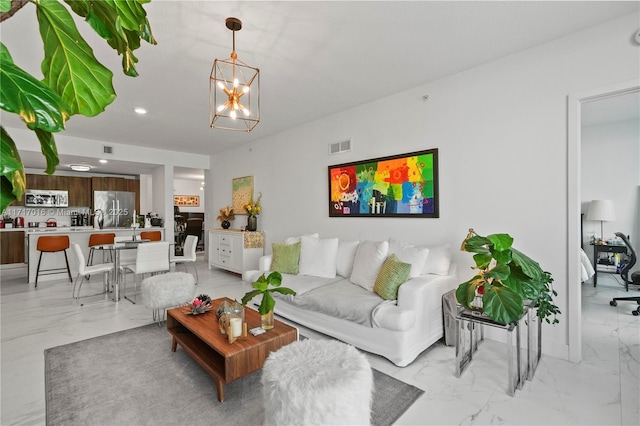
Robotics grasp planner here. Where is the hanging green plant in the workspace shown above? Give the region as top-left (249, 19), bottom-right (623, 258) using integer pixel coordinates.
top-left (0, 0), bottom-right (157, 213)
top-left (456, 229), bottom-right (560, 325)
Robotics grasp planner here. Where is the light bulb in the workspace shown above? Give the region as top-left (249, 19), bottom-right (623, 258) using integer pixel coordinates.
top-left (242, 107), bottom-right (250, 116)
top-left (243, 86), bottom-right (250, 93)
top-left (217, 104), bottom-right (226, 112)
top-left (217, 81), bottom-right (226, 90)
top-left (230, 110), bottom-right (237, 119)
top-left (233, 78), bottom-right (239, 88)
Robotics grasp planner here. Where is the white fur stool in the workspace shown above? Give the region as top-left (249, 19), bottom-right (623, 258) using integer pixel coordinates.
top-left (141, 272), bottom-right (196, 324)
top-left (262, 339), bottom-right (373, 425)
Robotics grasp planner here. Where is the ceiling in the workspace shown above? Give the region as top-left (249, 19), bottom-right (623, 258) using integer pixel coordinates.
top-left (1, 1), bottom-right (639, 179)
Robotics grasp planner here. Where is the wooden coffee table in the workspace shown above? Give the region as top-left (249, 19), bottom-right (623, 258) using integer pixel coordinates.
top-left (166, 297), bottom-right (298, 402)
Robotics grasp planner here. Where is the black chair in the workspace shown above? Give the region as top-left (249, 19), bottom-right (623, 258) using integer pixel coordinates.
top-left (185, 218), bottom-right (204, 251)
top-left (609, 232), bottom-right (640, 316)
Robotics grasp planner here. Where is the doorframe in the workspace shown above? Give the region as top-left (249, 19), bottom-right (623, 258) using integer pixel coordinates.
top-left (567, 79), bottom-right (639, 363)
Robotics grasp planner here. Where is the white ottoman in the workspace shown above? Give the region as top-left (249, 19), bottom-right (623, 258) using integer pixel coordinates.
top-left (141, 272), bottom-right (196, 324)
top-left (262, 339), bottom-right (373, 426)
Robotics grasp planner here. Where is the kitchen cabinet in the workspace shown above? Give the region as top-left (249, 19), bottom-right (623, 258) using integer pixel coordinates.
top-left (21, 174), bottom-right (92, 207)
top-left (0, 231), bottom-right (25, 264)
top-left (208, 229), bottom-right (264, 274)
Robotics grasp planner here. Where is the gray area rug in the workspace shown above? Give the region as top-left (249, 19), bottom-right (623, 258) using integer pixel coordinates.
top-left (45, 324), bottom-right (423, 426)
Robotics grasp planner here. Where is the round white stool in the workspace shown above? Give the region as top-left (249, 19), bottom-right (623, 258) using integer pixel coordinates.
top-left (262, 339), bottom-right (373, 425)
top-left (141, 272), bottom-right (196, 324)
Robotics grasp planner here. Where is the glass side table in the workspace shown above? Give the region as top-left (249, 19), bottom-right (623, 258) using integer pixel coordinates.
top-left (455, 304), bottom-right (540, 396)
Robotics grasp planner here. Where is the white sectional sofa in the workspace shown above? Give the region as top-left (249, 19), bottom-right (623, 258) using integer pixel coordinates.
top-left (243, 235), bottom-right (458, 367)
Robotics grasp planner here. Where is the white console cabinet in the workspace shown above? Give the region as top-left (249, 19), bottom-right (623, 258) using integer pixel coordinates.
top-left (208, 229), bottom-right (264, 274)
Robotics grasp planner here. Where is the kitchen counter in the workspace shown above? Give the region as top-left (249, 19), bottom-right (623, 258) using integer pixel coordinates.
top-left (25, 227), bottom-right (165, 284)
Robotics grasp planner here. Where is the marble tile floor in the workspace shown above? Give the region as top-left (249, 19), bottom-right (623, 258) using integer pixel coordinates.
top-left (1, 260), bottom-right (638, 426)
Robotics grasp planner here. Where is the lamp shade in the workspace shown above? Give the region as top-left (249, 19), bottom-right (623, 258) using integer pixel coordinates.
top-left (586, 200), bottom-right (616, 222)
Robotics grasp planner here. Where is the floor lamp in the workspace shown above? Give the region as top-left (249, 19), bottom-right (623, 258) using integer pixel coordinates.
top-left (586, 200), bottom-right (616, 243)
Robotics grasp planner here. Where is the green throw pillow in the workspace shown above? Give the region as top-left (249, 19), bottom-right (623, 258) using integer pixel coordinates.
top-left (271, 242), bottom-right (301, 275)
top-left (373, 254), bottom-right (411, 300)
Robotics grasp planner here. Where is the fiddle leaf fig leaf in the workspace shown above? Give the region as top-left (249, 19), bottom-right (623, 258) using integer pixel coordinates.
top-left (34, 129), bottom-right (59, 174)
top-left (0, 127), bottom-right (27, 213)
top-left (511, 248), bottom-right (544, 280)
top-left (485, 263), bottom-right (510, 281)
top-left (36, 0), bottom-right (116, 117)
top-left (64, 0), bottom-right (157, 77)
top-left (472, 253), bottom-right (492, 270)
top-left (462, 235), bottom-right (492, 254)
top-left (482, 285), bottom-right (524, 325)
top-left (0, 43), bottom-right (69, 132)
top-left (493, 249), bottom-right (512, 265)
top-left (0, 0), bottom-right (11, 13)
top-left (487, 233), bottom-right (513, 251)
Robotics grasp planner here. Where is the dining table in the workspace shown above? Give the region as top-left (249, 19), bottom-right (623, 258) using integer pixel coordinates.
top-left (94, 239), bottom-right (151, 301)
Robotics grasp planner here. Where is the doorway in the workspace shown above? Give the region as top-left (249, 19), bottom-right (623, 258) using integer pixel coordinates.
top-left (567, 80), bottom-right (640, 363)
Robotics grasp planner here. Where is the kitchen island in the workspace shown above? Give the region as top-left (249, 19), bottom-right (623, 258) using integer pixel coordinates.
top-left (22, 227), bottom-right (165, 284)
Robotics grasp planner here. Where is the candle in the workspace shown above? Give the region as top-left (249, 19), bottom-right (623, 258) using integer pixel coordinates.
top-left (230, 317), bottom-right (242, 337)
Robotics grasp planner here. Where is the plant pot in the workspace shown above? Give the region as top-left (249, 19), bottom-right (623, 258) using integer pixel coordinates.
top-left (221, 220), bottom-right (231, 229)
top-left (261, 310), bottom-right (274, 330)
top-left (247, 216), bottom-right (257, 232)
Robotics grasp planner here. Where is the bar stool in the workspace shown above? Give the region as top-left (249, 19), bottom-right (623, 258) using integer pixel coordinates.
top-left (35, 235), bottom-right (73, 287)
top-left (87, 233), bottom-right (116, 266)
top-left (140, 231), bottom-right (162, 241)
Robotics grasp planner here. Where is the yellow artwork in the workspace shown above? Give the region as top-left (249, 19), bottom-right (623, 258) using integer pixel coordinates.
top-left (232, 176), bottom-right (253, 214)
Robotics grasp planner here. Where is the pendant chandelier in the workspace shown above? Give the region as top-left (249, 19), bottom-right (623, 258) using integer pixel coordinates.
top-left (210, 17), bottom-right (260, 132)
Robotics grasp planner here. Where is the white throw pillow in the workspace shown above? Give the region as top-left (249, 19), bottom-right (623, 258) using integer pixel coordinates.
top-left (336, 240), bottom-right (360, 277)
top-left (284, 233), bottom-right (319, 245)
top-left (350, 240), bottom-right (389, 291)
top-left (422, 244), bottom-right (453, 275)
top-left (298, 236), bottom-right (339, 278)
top-left (392, 245), bottom-right (430, 278)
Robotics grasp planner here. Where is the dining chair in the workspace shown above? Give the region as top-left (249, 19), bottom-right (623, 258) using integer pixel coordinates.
top-left (114, 235), bottom-right (140, 269)
top-left (87, 233), bottom-right (115, 266)
top-left (122, 241), bottom-right (171, 304)
top-left (72, 243), bottom-right (115, 302)
top-left (170, 235), bottom-right (198, 283)
top-left (140, 230), bottom-right (162, 241)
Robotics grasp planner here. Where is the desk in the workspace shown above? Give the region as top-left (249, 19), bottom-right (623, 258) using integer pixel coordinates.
top-left (591, 243), bottom-right (627, 287)
top-left (95, 239), bottom-right (150, 301)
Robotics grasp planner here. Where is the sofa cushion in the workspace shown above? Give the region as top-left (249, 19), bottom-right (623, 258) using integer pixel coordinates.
top-left (422, 244), bottom-right (453, 275)
top-left (350, 240), bottom-right (389, 291)
top-left (288, 280), bottom-right (386, 327)
top-left (373, 254), bottom-right (411, 300)
top-left (336, 240), bottom-right (360, 278)
top-left (388, 240), bottom-right (430, 278)
top-left (299, 236), bottom-right (339, 278)
top-left (284, 233), bottom-right (319, 245)
top-left (271, 242), bottom-right (301, 275)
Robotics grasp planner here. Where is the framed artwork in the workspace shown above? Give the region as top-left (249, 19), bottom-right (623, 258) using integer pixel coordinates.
top-left (232, 176), bottom-right (254, 214)
top-left (328, 148), bottom-right (439, 218)
top-left (174, 195), bottom-right (200, 207)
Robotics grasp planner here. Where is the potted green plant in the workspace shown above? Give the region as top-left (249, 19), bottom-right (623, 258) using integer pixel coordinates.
top-left (241, 271), bottom-right (296, 330)
top-left (456, 229), bottom-right (560, 325)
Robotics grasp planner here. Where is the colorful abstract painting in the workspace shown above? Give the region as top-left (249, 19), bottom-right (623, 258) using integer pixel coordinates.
top-left (328, 149), bottom-right (439, 217)
top-left (232, 176), bottom-right (254, 214)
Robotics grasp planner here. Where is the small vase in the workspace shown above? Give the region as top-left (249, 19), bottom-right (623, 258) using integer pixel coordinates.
top-left (261, 310), bottom-right (274, 330)
top-left (247, 216), bottom-right (257, 232)
top-left (221, 220), bottom-right (231, 229)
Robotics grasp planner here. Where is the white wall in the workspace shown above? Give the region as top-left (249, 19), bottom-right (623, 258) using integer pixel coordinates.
top-left (210, 13), bottom-right (640, 360)
top-left (581, 119), bottom-right (640, 249)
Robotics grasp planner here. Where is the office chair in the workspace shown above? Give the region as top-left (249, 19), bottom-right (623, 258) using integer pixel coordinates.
top-left (609, 232), bottom-right (640, 316)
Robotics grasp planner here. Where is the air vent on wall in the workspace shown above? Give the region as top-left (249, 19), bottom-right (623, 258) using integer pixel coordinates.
top-left (329, 139), bottom-right (351, 155)
top-left (103, 145), bottom-right (113, 154)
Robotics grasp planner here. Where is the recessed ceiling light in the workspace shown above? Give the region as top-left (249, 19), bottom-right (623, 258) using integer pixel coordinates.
top-left (70, 164), bottom-right (91, 172)
top-left (99, 159), bottom-right (108, 164)
top-left (134, 107), bottom-right (147, 114)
